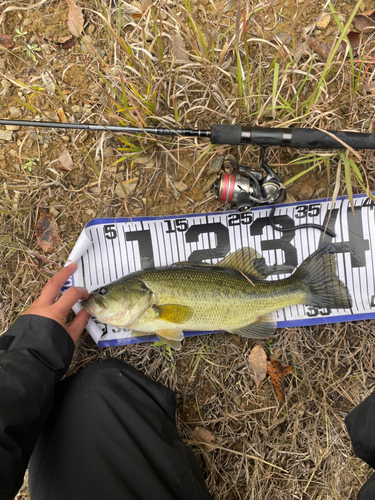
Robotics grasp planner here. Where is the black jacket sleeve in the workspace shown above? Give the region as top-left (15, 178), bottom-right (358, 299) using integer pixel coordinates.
top-left (0, 315), bottom-right (74, 500)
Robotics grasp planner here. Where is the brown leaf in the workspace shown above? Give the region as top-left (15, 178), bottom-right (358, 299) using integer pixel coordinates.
top-left (192, 427), bottom-right (217, 452)
top-left (0, 34), bottom-right (14, 49)
top-left (247, 345), bottom-right (267, 388)
top-left (267, 356), bottom-right (293, 401)
top-left (35, 213), bottom-right (61, 253)
top-left (171, 29), bottom-right (190, 65)
top-left (353, 12), bottom-right (375, 32)
top-left (61, 36), bottom-right (76, 49)
top-left (347, 32), bottom-right (360, 52)
top-left (308, 39), bottom-right (331, 60)
top-left (58, 149), bottom-right (73, 171)
top-left (67, 0), bottom-right (84, 37)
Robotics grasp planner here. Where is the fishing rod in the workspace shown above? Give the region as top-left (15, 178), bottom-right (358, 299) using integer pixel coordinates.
top-left (1, 119), bottom-right (374, 214)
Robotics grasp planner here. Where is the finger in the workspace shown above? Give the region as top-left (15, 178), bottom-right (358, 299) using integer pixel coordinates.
top-left (56, 286), bottom-right (89, 313)
top-left (66, 309), bottom-right (90, 343)
top-left (39, 263), bottom-right (78, 305)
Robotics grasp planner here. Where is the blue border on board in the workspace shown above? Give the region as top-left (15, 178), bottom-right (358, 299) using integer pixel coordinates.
top-left (86, 193), bottom-right (369, 228)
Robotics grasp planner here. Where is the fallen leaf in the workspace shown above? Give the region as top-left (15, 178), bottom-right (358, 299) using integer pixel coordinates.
top-left (58, 149), bottom-right (73, 170)
top-left (67, 0), bottom-right (84, 37)
top-left (56, 35), bottom-right (73, 44)
top-left (0, 34), bottom-right (14, 49)
top-left (346, 32), bottom-right (360, 52)
top-left (247, 345), bottom-right (267, 388)
top-left (61, 36), bottom-right (76, 49)
top-left (308, 39), bottom-right (331, 60)
top-left (175, 180), bottom-right (188, 192)
top-left (171, 29), bottom-right (190, 64)
top-left (267, 356), bottom-right (293, 401)
top-left (353, 11), bottom-right (375, 32)
top-left (192, 427), bottom-right (217, 452)
top-left (35, 213), bottom-right (61, 253)
top-left (57, 108), bottom-right (67, 123)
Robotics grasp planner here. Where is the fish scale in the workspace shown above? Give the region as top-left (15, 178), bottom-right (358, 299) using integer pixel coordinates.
top-left (136, 267), bottom-right (306, 332)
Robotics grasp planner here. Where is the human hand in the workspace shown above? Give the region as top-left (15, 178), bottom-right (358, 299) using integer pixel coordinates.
top-left (21, 262), bottom-right (90, 344)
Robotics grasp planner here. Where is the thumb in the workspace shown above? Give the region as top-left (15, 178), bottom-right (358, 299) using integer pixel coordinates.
top-left (66, 310), bottom-right (91, 344)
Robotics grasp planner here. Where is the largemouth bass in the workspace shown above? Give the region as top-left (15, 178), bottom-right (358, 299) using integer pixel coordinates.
top-left (81, 244), bottom-right (352, 349)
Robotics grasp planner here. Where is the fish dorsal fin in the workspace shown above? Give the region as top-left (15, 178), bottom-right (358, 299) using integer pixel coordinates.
top-left (216, 248), bottom-right (270, 280)
top-left (228, 314), bottom-right (277, 339)
top-left (154, 304), bottom-right (192, 324)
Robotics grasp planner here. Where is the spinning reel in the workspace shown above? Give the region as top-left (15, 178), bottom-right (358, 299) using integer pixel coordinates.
top-left (214, 146), bottom-right (286, 213)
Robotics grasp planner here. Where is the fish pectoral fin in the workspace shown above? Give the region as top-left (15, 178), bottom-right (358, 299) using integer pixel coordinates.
top-left (229, 314), bottom-right (277, 339)
top-left (215, 247), bottom-right (272, 280)
top-left (156, 329), bottom-right (184, 350)
top-left (154, 304), bottom-right (192, 324)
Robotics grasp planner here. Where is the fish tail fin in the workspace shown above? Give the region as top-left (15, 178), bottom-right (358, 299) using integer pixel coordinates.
top-left (294, 243), bottom-right (352, 309)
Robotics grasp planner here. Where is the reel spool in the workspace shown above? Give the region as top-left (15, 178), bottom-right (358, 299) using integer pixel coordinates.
top-left (214, 147), bottom-right (286, 213)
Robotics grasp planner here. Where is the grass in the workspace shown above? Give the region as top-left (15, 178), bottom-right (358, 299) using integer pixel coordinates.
top-left (1, 0), bottom-right (375, 498)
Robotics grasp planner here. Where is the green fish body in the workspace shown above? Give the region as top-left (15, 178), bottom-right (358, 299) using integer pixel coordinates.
top-left (81, 244), bottom-right (352, 349)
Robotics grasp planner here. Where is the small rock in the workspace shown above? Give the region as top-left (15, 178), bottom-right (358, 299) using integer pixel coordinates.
top-left (103, 147), bottom-right (114, 158)
top-left (89, 186), bottom-right (101, 194)
top-left (115, 178), bottom-right (138, 198)
top-left (5, 125), bottom-right (20, 131)
top-left (9, 107), bottom-right (22, 118)
top-left (177, 75), bottom-right (187, 85)
top-left (364, 119), bottom-right (372, 128)
top-left (41, 43), bottom-right (51, 55)
top-left (88, 82), bottom-right (101, 93)
top-left (135, 155), bottom-right (152, 165)
top-left (1, 79), bottom-right (11, 88)
top-left (43, 15), bottom-right (59, 25)
top-left (96, 47), bottom-right (105, 59)
top-left (49, 207), bottom-right (59, 218)
top-left (317, 13), bottom-right (330, 29)
top-left (23, 18), bottom-right (32, 26)
top-left (86, 209), bottom-right (94, 215)
top-left (9, 149), bottom-right (17, 157)
top-left (208, 156), bottom-right (224, 174)
top-left (298, 179), bottom-right (316, 200)
top-left (82, 214), bottom-right (90, 224)
top-left (88, 24), bottom-right (96, 35)
top-left (62, 135), bottom-right (70, 142)
top-left (202, 175), bottom-right (218, 193)
top-left (0, 88), bottom-right (10, 97)
top-left (174, 180), bottom-right (188, 192)
top-left (71, 105), bottom-right (82, 114)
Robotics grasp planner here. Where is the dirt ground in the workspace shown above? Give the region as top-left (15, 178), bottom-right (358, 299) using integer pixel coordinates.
top-left (2, 0), bottom-right (375, 498)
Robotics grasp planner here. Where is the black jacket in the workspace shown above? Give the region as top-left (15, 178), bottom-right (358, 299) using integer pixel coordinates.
top-left (0, 315), bottom-right (74, 500)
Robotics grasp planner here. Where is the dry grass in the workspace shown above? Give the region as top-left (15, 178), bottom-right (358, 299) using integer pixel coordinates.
top-left (1, 0), bottom-right (375, 498)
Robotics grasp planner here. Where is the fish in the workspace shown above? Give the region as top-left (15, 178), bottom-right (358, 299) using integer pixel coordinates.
top-left (80, 243), bottom-right (352, 349)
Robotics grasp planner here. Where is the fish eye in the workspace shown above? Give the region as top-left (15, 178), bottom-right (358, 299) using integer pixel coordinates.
top-left (98, 287), bottom-right (107, 295)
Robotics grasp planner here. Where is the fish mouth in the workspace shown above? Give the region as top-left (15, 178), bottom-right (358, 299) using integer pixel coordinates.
top-left (81, 296), bottom-right (105, 316)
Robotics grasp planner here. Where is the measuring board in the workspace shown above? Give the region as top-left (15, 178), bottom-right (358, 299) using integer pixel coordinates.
top-left (64, 193), bottom-right (375, 347)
